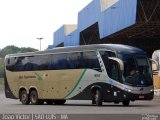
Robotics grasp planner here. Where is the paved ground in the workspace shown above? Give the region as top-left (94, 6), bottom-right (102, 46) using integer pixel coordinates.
top-left (0, 92), bottom-right (160, 114)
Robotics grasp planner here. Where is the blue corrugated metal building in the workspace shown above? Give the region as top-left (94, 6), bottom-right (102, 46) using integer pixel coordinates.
top-left (49, 0), bottom-right (160, 57)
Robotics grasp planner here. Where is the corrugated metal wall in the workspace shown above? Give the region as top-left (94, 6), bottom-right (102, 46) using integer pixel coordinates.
top-left (53, 25), bottom-right (79, 47)
top-left (78, 0), bottom-right (101, 32)
top-left (99, 0), bottom-right (137, 38)
top-left (54, 25), bottom-right (65, 47)
top-left (64, 31), bottom-right (79, 46)
top-left (52, 0), bottom-right (138, 48)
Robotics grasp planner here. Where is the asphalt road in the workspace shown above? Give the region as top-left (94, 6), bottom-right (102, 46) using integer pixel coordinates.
top-left (0, 91), bottom-right (160, 120)
top-left (0, 92), bottom-right (160, 114)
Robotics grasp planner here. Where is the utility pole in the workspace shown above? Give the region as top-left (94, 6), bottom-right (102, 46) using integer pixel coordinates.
top-left (37, 37), bottom-right (43, 51)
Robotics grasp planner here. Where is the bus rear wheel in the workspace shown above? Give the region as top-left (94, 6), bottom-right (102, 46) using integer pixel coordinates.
top-left (54, 100), bottom-right (66, 105)
top-left (20, 90), bottom-right (30, 105)
top-left (95, 90), bottom-right (102, 106)
top-left (30, 90), bottom-right (42, 105)
top-left (122, 100), bottom-right (130, 106)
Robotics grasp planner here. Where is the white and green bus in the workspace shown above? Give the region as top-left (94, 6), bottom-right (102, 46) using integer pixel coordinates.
top-left (4, 44), bottom-right (154, 106)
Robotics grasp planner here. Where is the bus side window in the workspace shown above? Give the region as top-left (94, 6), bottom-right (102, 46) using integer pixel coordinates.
top-left (14, 57), bottom-right (25, 71)
top-left (76, 52), bottom-right (84, 68)
top-left (83, 51), bottom-right (101, 71)
top-left (59, 58), bottom-right (68, 69)
top-left (7, 59), bottom-right (10, 64)
top-left (47, 55), bottom-right (54, 70)
top-left (23, 56), bottom-right (36, 71)
top-left (6, 58), bottom-right (12, 71)
top-left (67, 53), bottom-right (76, 69)
top-left (99, 51), bottom-right (110, 71)
top-left (67, 52), bottom-right (83, 69)
top-left (53, 54), bottom-right (68, 70)
top-left (6, 57), bottom-right (19, 71)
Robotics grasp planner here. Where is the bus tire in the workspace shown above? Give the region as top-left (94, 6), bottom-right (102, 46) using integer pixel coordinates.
top-left (46, 100), bottom-right (54, 105)
top-left (20, 90), bottom-right (30, 105)
top-left (95, 90), bottom-right (102, 106)
top-left (91, 93), bottom-right (96, 104)
top-left (54, 100), bottom-right (66, 105)
top-left (122, 100), bottom-right (130, 106)
top-left (92, 99), bottom-right (96, 104)
top-left (30, 90), bottom-right (40, 105)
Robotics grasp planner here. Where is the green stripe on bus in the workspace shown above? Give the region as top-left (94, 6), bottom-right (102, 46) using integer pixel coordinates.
top-left (34, 72), bottom-right (43, 80)
top-left (64, 69), bottom-right (87, 99)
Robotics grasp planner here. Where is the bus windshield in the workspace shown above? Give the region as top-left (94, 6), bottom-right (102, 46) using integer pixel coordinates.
top-left (119, 54), bottom-right (152, 87)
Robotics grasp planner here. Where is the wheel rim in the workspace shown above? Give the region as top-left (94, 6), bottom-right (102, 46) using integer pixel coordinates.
top-left (95, 91), bottom-right (99, 103)
top-left (22, 94), bottom-right (27, 102)
top-left (31, 94), bottom-right (37, 103)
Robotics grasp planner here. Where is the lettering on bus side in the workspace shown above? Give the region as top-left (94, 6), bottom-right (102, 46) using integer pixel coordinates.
top-left (94, 74), bottom-right (100, 77)
top-left (18, 75), bottom-right (36, 80)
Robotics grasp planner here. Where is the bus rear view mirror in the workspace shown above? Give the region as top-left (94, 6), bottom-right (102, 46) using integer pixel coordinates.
top-left (150, 59), bottom-right (158, 71)
top-left (108, 57), bottom-right (124, 72)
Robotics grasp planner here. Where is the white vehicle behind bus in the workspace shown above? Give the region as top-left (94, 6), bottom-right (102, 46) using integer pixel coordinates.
top-left (152, 50), bottom-right (160, 96)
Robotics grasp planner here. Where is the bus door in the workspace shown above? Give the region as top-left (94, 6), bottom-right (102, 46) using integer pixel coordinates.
top-left (107, 58), bottom-right (124, 101)
top-left (100, 51), bottom-right (123, 100)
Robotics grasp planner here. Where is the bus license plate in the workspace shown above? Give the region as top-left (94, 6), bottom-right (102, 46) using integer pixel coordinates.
top-left (139, 95), bottom-right (144, 99)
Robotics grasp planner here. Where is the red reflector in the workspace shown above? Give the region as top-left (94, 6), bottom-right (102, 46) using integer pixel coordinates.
top-left (139, 95), bottom-right (144, 99)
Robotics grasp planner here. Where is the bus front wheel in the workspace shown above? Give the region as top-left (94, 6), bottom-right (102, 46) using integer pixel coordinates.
top-left (30, 90), bottom-right (42, 105)
top-left (95, 90), bottom-right (102, 106)
top-left (20, 90), bottom-right (30, 105)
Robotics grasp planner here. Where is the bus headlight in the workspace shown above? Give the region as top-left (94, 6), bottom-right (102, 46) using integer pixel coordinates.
top-left (128, 89), bottom-right (132, 92)
top-left (150, 89), bottom-right (154, 92)
top-left (124, 88), bottom-right (132, 92)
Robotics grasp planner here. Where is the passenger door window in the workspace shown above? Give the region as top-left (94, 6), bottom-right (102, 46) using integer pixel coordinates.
top-left (108, 60), bottom-right (120, 81)
top-left (100, 51), bottom-right (120, 82)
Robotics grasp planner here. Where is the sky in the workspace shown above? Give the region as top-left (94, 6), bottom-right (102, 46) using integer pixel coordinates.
top-left (0, 0), bottom-right (92, 50)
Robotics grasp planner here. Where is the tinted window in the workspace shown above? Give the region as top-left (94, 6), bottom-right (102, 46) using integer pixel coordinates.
top-left (6, 51), bottom-right (101, 71)
top-left (119, 54), bottom-right (152, 86)
top-left (83, 51), bottom-right (100, 70)
top-left (35, 55), bottom-right (48, 70)
top-left (53, 54), bottom-right (68, 69)
top-left (67, 52), bottom-right (83, 69)
top-left (100, 51), bottom-right (115, 73)
top-left (108, 60), bottom-right (120, 81)
top-left (100, 51), bottom-right (120, 81)
top-left (6, 56), bottom-right (36, 71)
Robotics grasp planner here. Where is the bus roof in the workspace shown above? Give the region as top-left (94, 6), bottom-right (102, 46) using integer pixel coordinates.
top-left (5, 44), bottom-right (145, 58)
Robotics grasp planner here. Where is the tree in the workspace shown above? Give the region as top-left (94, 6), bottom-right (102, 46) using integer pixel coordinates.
top-left (0, 45), bottom-right (38, 78)
top-left (0, 59), bottom-right (4, 78)
top-left (0, 45), bottom-right (38, 58)
top-left (19, 47), bottom-right (38, 53)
